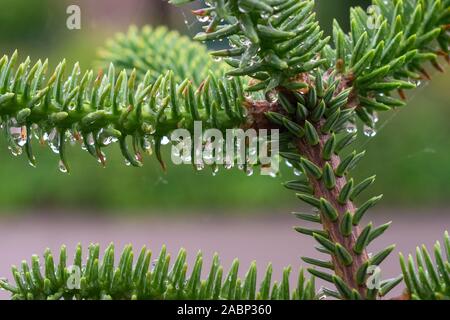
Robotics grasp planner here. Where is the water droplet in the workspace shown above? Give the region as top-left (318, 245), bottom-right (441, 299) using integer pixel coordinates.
top-left (97, 152), bottom-right (107, 166)
top-left (346, 123), bottom-right (358, 134)
top-left (224, 159), bottom-right (233, 170)
top-left (46, 129), bottom-right (60, 154)
top-left (143, 137), bottom-right (153, 155)
top-left (363, 125), bottom-right (377, 137)
top-left (246, 166), bottom-right (254, 176)
top-left (58, 160), bottom-right (68, 173)
top-left (285, 160), bottom-right (293, 168)
top-left (212, 165), bottom-right (219, 176)
top-left (294, 169), bottom-right (302, 176)
top-left (372, 112), bottom-right (379, 124)
top-left (135, 152), bottom-right (142, 163)
top-left (196, 16), bottom-right (211, 23)
top-left (16, 126), bottom-right (27, 147)
top-left (317, 287), bottom-right (327, 300)
top-left (124, 159), bottom-right (131, 166)
top-left (195, 162), bottom-right (205, 171)
top-left (8, 145), bottom-right (22, 157)
top-left (28, 159), bottom-right (36, 168)
top-left (161, 136), bottom-right (170, 145)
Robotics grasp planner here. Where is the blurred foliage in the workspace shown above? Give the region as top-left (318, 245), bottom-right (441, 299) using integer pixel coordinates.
top-left (0, 0), bottom-right (58, 45)
top-left (0, 0), bottom-right (448, 213)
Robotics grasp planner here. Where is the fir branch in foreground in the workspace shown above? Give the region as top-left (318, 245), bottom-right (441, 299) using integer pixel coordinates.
top-left (329, 0), bottom-right (450, 128)
top-left (0, 51), bottom-right (245, 172)
top-left (97, 25), bottom-right (228, 85)
top-left (0, 244), bottom-right (316, 300)
top-left (399, 231), bottom-right (450, 300)
top-left (172, 0), bottom-right (329, 93)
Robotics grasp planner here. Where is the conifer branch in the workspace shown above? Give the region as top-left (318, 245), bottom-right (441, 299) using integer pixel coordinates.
top-left (0, 51), bottom-right (245, 171)
top-left (0, 244), bottom-right (316, 300)
top-left (399, 231), bottom-right (450, 300)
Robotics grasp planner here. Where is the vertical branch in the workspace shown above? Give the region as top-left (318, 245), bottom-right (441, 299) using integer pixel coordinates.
top-left (297, 129), bottom-right (369, 297)
top-left (252, 73), bottom-right (395, 299)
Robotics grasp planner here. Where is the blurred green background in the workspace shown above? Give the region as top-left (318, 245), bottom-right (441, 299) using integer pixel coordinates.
top-left (0, 0), bottom-right (448, 214)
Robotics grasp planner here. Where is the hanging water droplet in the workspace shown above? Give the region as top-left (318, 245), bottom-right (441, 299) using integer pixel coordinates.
top-left (49, 141), bottom-right (60, 154)
top-left (363, 125), bottom-right (377, 137)
top-left (143, 137), bottom-right (153, 155)
top-left (135, 152), bottom-right (143, 163)
top-left (294, 169), bottom-right (302, 176)
top-left (58, 160), bottom-right (68, 173)
top-left (195, 162), bottom-right (205, 171)
top-left (87, 133), bottom-right (95, 146)
top-left (372, 112), bottom-right (379, 124)
top-left (317, 287), bottom-right (327, 300)
top-left (161, 136), bottom-right (170, 145)
top-left (102, 136), bottom-right (115, 146)
top-left (246, 166), bottom-right (254, 176)
top-left (8, 145), bottom-right (22, 157)
top-left (124, 159), bottom-right (131, 166)
top-left (66, 131), bottom-right (77, 146)
top-left (15, 126), bottom-right (28, 147)
top-left (196, 16), bottom-right (211, 23)
top-left (97, 152), bottom-right (107, 165)
top-left (212, 165), bottom-right (219, 176)
top-left (224, 158), bottom-right (233, 170)
top-left (28, 159), bottom-right (36, 168)
top-left (346, 122), bottom-right (358, 134)
top-left (46, 129), bottom-right (60, 154)
top-left (285, 160), bottom-right (293, 168)
top-left (10, 125), bottom-right (21, 140)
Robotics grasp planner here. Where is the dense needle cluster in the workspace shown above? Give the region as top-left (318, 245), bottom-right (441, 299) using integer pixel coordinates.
top-left (0, 244), bottom-right (316, 300)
